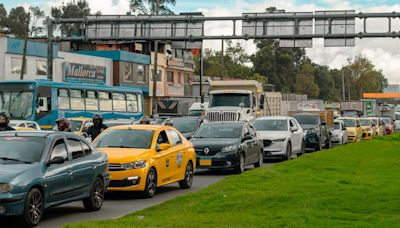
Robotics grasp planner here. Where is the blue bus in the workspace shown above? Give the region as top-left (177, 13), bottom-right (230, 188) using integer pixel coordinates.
top-left (0, 80), bottom-right (144, 129)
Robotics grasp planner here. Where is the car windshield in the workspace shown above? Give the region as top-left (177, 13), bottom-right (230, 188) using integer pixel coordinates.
top-left (254, 119), bottom-right (287, 131)
top-left (293, 115), bottom-right (318, 125)
top-left (0, 136), bottom-right (45, 163)
top-left (359, 119), bottom-right (371, 126)
top-left (210, 93), bottom-right (250, 108)
top-left (95, 129), bottom-right (154, 149)
top-left (382, 118), bottom-right (391, 124)
top-left (333, 123), bottom-right (341, 130)
top-left (0, 91), bottom-right (34, 119)
top-left (341, 119), bottom-right (356, 127)
top-left (188, 110), bottom-right (202, 116)
top-left (70, 120), bottom-right (83, 132)
top-left (194, 123), bottom-right (243, 138)
top-left (171, 117), bottom-right (198, 133)
top-left (341, 110), bottom-right (360, 117)
top-left (370, 119), bottom-right (378, 125)
top-left (104, 121), bottom-right (133, 127)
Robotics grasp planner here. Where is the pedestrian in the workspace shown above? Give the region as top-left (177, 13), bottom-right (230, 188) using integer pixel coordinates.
top-left (56, 118), bottom-right (71, 132)
top-left (164, 118), bottom-right (173, 127)
top-left (0, 111), bottom-right (15, 131)
top-left (86, 114), bottom-right (108, 141)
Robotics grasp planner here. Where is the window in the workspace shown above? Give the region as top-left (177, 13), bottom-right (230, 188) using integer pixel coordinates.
top-left (67, 138), bottom-right (85, 160)
top-left (99, 91), bottom-right (112, 111)
top-left (11, 58), bottom-right (26, 74)
top-left (50, 139), bottom-right (68, 161)
top-left (70, 90), bottom-right (84, 110)
top-left (36, 60), bottom-right (47, 76)
top-left (58, 89), bottom-right (70, 110)
top-left (123, 62), bottom-right (133, 82)
top-left (137, 65), bottom-right (145, 83)
top-left (113, 93), bottom-right (126, 112)
top-left (177, 73), bottom-right (182, 85)
top-left (157, 131), bottom-right (170, 145)
top-left (81, 141), bottom-right (92, 155)
top-left (167, 130), bottom-right (182, 146)
top-left (167, 71), bottom-right (174, 83)
top-left (151, 69), bottom-right (162, 81)
top-left (137, 94), bottom-right (143, 112)
top-left (85, 91), bottom-right (98, 111)
top-left (27, 122), bottom-right (37, 130)
top-left (126, 93), bottom-right (138, 113)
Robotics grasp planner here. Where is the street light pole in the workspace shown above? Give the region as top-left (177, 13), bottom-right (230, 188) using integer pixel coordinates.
top-left (20, 12), bottom-right (30, 80)
top-left (151, 0), bottom-right (160, 115)
top-left (342, 65), bottom-right (346, 101)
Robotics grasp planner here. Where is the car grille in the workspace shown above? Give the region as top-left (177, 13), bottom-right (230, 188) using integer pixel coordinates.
top-left (108, 164), bottom-right (126, 171)
top-left (206, 111), bottom-right (239, 122)
top-left (109, 178), bottom-right (140, 187)
top-left (263, 140), bottom-right (272, 147)
top-left (195, 147), bottom-right (221, 156)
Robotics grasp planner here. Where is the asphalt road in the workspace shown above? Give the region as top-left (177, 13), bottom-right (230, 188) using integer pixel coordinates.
top-left (2, 162), bottom-right (276, 228)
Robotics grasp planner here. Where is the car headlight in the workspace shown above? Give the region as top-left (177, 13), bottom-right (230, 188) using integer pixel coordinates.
top-left (0, 183), bottom-right (13, 193)
top-left (272, 137), bottom-right (286, 142)
top-left (121, 160), bottom-right (146, 169)
top-left (366, 127), bottom-right (371, 131)
top-left (221, 145), bottom-right (237, 153)
top-left (307, 128), bottom-right (318, 134)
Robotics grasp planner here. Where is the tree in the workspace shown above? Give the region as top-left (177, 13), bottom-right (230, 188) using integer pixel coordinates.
top-left (28, 6), bottom-right (45, 37)
top-left (313, 64), bottom-right (340, 101)
top-left (295, 62), bottom-right (319, 98)
top-left (50, 0), bottom-right (91, 36)
top-left (0, 4), bottom-right (7, 32)
top-left (129, 0), bottom-right (176, 15)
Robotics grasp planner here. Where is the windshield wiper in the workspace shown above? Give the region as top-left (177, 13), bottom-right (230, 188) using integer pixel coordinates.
top-left (0, 157), bottom-right (32, 164)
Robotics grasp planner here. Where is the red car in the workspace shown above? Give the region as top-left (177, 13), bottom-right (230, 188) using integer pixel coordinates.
top-left (381, 117), bottom-right (395, 134)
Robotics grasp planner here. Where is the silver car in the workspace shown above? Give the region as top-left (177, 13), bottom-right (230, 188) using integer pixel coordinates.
top-left (331, 120), bottom-right (348, 145)
top-left (254, 116), bottom-right (305, 160)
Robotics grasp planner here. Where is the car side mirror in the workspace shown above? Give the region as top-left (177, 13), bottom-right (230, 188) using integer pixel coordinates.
top-left (157, 143), bottom-right (170, 151)
top-left (186, 136), bottom-right (192, 140)
top-left (46, 156), bottom-right (65, 166)
top-left (290, 126), bottom-right (298, 132)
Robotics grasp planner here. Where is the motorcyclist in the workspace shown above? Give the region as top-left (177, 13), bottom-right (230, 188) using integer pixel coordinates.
top-left (139, 116), bottom-right (151, 125)
top-left (0, 111), bottom-right (15, 131)
top-left (56, 118), bottom-right (71, 132)
top-left (86, 114), bottom-right (108, 141)
top-left (164, 118), bottom-right (173, 127)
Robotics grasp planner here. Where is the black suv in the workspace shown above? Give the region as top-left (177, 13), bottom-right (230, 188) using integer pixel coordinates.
top-left (293, 114), bottom-right (331, 151)
top-left (190, 122), bottom-right (263, 174)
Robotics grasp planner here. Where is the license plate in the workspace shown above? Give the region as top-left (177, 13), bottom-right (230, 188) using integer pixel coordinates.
top-left (199, 159), bottom-right (212, 166)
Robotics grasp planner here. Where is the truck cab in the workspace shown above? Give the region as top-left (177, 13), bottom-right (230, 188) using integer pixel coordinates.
top-left (205, 80), bottom-right (265, 122)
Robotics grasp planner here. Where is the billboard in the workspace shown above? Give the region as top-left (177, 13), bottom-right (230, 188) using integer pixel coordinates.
top-left (63, 63), bottom-right (106, 84)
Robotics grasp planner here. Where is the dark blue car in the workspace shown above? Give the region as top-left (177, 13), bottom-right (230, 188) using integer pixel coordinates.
top-left (0, 131), bottom-right (109, 227)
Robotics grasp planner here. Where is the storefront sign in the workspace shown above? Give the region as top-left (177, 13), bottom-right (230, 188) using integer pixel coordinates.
top-left (63, 63), bottom-right (106, 84)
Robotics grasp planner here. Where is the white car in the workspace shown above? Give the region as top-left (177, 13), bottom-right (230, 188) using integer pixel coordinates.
top-left (254, 116), bottom-right (305, 160)
top-left (9, 120), bottom-right (41, 130)
top-left (395, 112), bottom-right (400, 130)
top-left (331, 120), bottom-right (348, 145)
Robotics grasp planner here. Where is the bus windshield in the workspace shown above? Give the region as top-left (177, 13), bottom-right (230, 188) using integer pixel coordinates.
top-left (0, 91), bottom-right (34, 119)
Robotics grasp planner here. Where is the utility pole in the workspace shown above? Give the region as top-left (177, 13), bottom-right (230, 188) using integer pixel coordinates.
top-left (151, 0), bottom-right (160, 115)
top-left (342, 65), bottom-right (346, 101)
top-left (347, 70), bottom-right (351, 101)
top-left (200, 48), bottom-right (204, 104)
top-left (20, 12), bottom-right (30, 80)
top-left (47, 21), bottom-right (53, 81)
top-left (220, 38), bottom-right (224, 78)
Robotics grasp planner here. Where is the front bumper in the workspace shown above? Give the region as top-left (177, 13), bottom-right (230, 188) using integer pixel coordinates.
top-left (305, 133), bottom-right (319, 149)
top-left (362, 131), bottom-right (373, 139)
top-left (196, 151), bottom-right (240, 169)
top-left (107, 168), bottom-right (147, 192)
top-left (262, 141), bottom-right (286, 157)
top-left (0, 192), bottom-right (26, 216)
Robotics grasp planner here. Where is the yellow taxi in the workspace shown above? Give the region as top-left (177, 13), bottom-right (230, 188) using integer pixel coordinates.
top-left (93, 125), bottom-right (196, 198)
top-left (337, 117), bottom-right (362, 142)
top-left (359, 118), bottom-right (374, 140)
top-left (368, 117), bottom-right (385, 136)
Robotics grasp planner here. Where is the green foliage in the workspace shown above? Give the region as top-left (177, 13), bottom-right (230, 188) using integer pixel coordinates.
top-left (295, 62), bottom-right (320, 98)
top-left (129, 0), bottom-right (176, 15)
top-left (0, 4), bottom-right (7, 32)
top-left (7, 6), bottom-right (29, 38)
top-left (66, 134), bottom-right (400, 227)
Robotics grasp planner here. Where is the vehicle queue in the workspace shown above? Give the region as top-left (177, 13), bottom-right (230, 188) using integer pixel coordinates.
top-left (0, 109), bottom-right (396, 227)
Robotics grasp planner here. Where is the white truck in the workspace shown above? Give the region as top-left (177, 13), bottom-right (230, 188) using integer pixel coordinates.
top-left (206, 80), bottom-right (265, 122)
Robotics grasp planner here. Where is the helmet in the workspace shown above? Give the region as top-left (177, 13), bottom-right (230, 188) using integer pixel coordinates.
top-left (56, 118), bottom-right (70, 131)
top-left (92, 114), bottom-right (103, 122)
top-left (0, 111), bottom-right (10, 124)
top-left (140, 116), bottom-right (151, 125)
top-left (164, 118), bottom-right (173, 126)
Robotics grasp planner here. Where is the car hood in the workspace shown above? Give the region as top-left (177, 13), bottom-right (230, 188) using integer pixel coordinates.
top-left (98, 148), bottom-right (151, 164)
top-left (190, 138), bottom-right (240, 148)
top-left (0, 163), bottom-right (41, 183)
top-left (182, 132), bottom-right (194, 139)
top-left (258, 131), bottom-right (288, 140)
top-left (300, 124), bottom-right (319, 130)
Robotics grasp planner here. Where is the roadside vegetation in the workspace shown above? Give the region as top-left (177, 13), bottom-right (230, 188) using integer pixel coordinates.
top-left (67, 134), bottom-right (400, 227)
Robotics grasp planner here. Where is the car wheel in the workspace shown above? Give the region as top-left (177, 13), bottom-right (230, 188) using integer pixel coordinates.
top-left (300, 141), bottom-right (306, 156)
top-left (21, 188), bottom-right (43, 227)
top-left (234, 153), bottom-right (245, 174)
top-left (315, 138), bottom-right (322, 151)
top-left (143, 168), bottom-right (157, 198)
top-left (285, 142), bottom-right (292, 160)
top-left (83, 177), bottom-right (105, 211)
top-left (179, 162), bottom-right (194, 189)
top-left (325, 138), bottom-right (332, 149)
top-left (254, 151), bottom-right (263, 168)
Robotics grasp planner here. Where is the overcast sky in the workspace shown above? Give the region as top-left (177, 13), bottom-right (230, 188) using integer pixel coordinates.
top-left (3, 0), bottom-right (400, 84)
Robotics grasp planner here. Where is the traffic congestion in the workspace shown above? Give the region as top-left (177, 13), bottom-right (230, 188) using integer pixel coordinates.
top-left (0, 93), bottom-right (397, 226)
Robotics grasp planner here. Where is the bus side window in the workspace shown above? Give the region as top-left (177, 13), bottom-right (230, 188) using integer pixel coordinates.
top-left (70, 90), bottom-right (84, 110)
top-left (137, 94), bottom-right (143, 113)
top-left (86, 91), bottom-right (98, 111)
top-left (99, 91), bottom-right (112, 112)
top-left (58, 89), bottom-right (70, 110)
top-left (112, 93), bottom-right (127, 112)
top-left (126, 93), bottom-right (138, 113)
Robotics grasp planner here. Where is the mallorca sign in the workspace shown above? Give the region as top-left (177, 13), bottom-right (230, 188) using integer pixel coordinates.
top-left (62, 63), bottom-right (106, 84)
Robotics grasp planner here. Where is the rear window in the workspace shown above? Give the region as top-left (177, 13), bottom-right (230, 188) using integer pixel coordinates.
top-left (293, 115), bottom-right (319, 125)
top-left (194, 123), bottom-right (243, 138)
top-left (94, 129), bottom-right (154, 149)
top-left (0, 137), bottom-right (45, 163)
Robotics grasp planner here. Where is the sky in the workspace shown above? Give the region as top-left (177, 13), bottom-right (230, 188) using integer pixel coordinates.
top-left (2, 0), bottom-right (400, 84)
